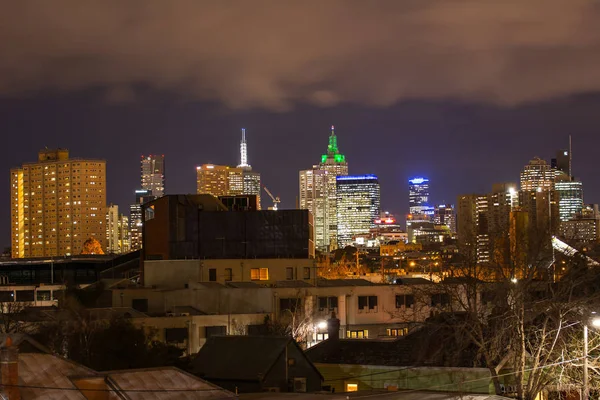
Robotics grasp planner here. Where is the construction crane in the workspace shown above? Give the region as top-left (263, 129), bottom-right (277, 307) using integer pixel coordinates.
top-left (262, 185), bottom-right (281, 211)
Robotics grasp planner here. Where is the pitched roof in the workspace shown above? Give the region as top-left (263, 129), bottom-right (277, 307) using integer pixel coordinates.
top-left (104, 367), bottom-right (235, 400)
top-left (18, 353), bottom-right (97, 399)
top-left (0, 333), bottom-right (51, 353)
top-left (192, 336), bottom-right (292, 381)
top-left (306, 322), bottom-right (479, 368)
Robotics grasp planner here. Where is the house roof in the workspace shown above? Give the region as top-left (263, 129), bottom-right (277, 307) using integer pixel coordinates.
top-left (18, 352), bottom-right (98, 399)
top-left (306, 321), bottom-right (479, 368)
top-left (0, 333), bottom-right (51, 354)
top-left (192, 336), bottom-right (292, 381)
top-left (192, 336), bottom-right (323, 383)
top-left (275, 280), bottom-right (314, 288)
top-left (393, 278), bottom-right (432, 285)
top-left (315, 279), bottom-right (375, 287)
top-left (103, 367), bottom-right (235, 400)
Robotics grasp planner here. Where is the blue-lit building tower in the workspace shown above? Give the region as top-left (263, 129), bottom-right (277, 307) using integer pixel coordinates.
top-left (408, 177), bottom-right (430, 214)
top-left (336, 175), bottom-right (381, 247)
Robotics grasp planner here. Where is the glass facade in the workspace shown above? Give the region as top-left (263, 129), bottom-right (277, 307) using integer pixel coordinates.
top-left (408, 177), bottom-right (430, 215)
top-left (141, 155), bottom-right (165, 197)
top-left (299, 169), bottom-right (330, 251)
top-left (555, 180), bottom-right (583, 221)
top-left (520, 157), bottom-right (554, 191)
top-left (336, 175), bottom-right (381, 247)
top-left (318, 126), bottom-right (348, 250)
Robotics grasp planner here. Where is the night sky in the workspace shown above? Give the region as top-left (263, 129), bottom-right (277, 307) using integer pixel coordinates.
top-left (2, 1), bottom-right (600, 248)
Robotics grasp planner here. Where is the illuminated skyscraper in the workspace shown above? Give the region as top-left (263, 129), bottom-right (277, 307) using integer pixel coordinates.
top-left (457, 193), bottom-right (490, 264)
top-left (336, 175), bottom-right (380, 248)
top-left (520, 157), bottom-right (554, 191)
top-left (408, 177), bottom-right (430, 215)
top-left (318, 126), bottom-right (348, 249)
top-left (195, 129), bottom-right (261, 208)
top-left (141, 154), bottom-right (165, 197)
top-left (299, 168), bottom-right (329, 251)
top-left (10, 149), bottom-right (107, 258)
top-left (196, 164), bottom-right (234, 197)
top-left (555, 175), bottom-right (583, 222)
top-left (107, 204), bottom-right (130, 254)
top-left (129, 189), bottom-right (153, 251)
top-left (433, 204), bottom-right (456, 233)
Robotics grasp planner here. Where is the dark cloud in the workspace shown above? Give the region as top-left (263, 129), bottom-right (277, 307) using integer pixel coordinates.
top-left (1, 0), bottom-right (599, 109)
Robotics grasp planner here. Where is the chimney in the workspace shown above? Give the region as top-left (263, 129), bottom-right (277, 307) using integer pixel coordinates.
top-left (327, 312), bottom-right (340, 341)
top-left (1, 336), bottom-right (20, 400)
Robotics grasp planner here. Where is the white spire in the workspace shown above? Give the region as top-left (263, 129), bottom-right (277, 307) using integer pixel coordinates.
top-left (238, 128), bottom-right (250, 169)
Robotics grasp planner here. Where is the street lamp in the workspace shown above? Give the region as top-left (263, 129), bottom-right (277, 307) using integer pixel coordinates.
top-left (583, 316), bottom-right (600, 400)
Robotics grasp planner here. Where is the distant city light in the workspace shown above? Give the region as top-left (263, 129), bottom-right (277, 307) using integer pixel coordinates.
top-left (409, 177), bottom-right (428, 184)
top-left (336, 175), bottom-right (378, 181)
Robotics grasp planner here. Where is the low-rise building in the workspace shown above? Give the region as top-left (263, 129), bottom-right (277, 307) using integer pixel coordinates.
top-left (112, 278), bottom-right (466, 347)
top-left (192, 336), bottom-right (323, 393)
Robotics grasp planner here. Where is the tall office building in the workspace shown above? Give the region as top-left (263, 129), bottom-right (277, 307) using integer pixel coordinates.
top-left (141, 155), bottom-right (165, 197)
top-left (107, 204), bottom-right (130, 254)
top-left (129, 189), bottom-right (153, 251)
top-left (196, 164), bottom-right (236, 196)
top-left (551, 136), bottom-right (572, 178)
top-left (299, 168), bottom-right (330, 251)
top-left (409, 177), bottom-right (430, 215)
top-left (520, 157), bottom-right (554, 191)
top-left (318, 126), bottom-right (348, 249)
top-left (336, 175), bottom-right (380, 248)
top-left (195, 129), bottom-right (261, 208)
top-left (457, 194), bottom-right (490, 264)
top-left (555, 175), bottom-right (583, 222)
top-left (129, 155), bottom-right (165, 252)
top-left (433, 204), bottom-right (456, 233)
top-left (10, 149), bottom-right (107, 258)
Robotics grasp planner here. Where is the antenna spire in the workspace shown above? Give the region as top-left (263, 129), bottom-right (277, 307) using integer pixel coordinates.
top-left (568, 134), bottom-right (572, 178)
top-left (238, 128), bottom-right (250, 169)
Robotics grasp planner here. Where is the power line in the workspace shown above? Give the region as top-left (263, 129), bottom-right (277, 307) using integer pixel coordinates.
top-left (0, 382), bottom-right (237, 394)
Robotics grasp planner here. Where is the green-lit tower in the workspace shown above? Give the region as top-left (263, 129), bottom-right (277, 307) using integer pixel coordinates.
top-left (319, 125), bottom-right (348, 250)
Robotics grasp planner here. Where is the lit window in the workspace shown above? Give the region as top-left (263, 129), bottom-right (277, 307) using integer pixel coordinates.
top-left (346, 383), bottom-right (358, 392)
top-left (250, 268), bottom-right (269, 281)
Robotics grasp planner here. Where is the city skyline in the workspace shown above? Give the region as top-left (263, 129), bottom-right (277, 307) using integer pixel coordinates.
top-left (2, 2), bottom-right (600, 249)
top-left (2, 112), bottom-right (599, 250)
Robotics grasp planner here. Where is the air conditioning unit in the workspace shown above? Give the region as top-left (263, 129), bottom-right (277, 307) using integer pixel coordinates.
top-left (293, 378), bottom-right (307, 393)
top-left (179, 312), bottom-right (190, 317)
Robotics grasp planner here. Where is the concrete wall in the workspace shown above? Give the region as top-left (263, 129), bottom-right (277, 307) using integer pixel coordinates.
top-left (144, 258), bottom-right (317, 288)
top-left (314, 363), bottom-right (495, 394)
top-left (135, 313), bottom-right (267, 354)
top-left (114, 282), bottom-right (467, 340)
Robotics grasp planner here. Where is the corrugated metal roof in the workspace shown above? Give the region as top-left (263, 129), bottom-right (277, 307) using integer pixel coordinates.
top-left (106, 367), bottom-right (235, 400)
top-left (18, 353), bottom-right (96, 399)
